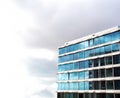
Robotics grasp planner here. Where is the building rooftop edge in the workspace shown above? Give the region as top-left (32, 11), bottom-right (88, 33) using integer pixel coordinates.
top-left (59, 26), bottom-right (120, 49)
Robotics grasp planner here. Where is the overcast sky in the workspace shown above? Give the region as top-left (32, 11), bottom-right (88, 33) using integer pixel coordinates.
top-left (0, 0), bottom-right (120, 98)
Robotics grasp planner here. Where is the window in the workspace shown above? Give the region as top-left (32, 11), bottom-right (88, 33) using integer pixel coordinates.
top-left (73, 52), bottom-right (79, 60)
top-left (79, 82), bottom-right (84, 90)
top-left (94, 48), bottom-right (99, 56)
top-left (106, 94), bottom-right (114, 98)
top-left (73, 43), bottom-right (79, 51)
top-left (114, 67), bottom-right (120, 76)
top-left (84, 82), bottom-right (89, 90)
top-left (67, 45), bottom-right (73, 52)
top-left (100, 81), bottom-right (105, 90)
top-left (99, 47), bottom-right (105, 55)
top-left (104, 33), bottom-right (112, 43)
top-left (79, 42), bottom-right (85, 49)
top-left (79, 51), bottom-right (84, 59)
top-left (89, 60), bottom-right (93, 67)
top-left (115, 80), bottom-right (120, 90)
top-left (99, 36), bottom-right (105, 44)
top-left (79, 71), bottom-right (85, 79)
top-left (94, 81), bottom-right (99, 89)
top-left (89, 70), bottom-right (93, 78)
top-left (104, 45), bottom-right (111, 54)
top-left (69, 82), bottom-right (74, 90)
top-left (84, 50), bottom-right (89, 58)
top-left (68, 54), bottom-right (73, 61)
top-left (89, 49), bottom-right (94, 57)
top-left (106, 56), bottom-right (112, 65)
top-left (100, 69), bottom-right (105, 78)
top-left (112, 31), bottom-right (120, 41)
top-left (69, 63), bottom-right (74, 70)
top-left (59, 47), bottom-right (66, 54)
top-left (112, 43), bottom-right (119, 52)
top-left (85, 60), bottom-right (89, 68)
top-left (70, 72), bottom-right (78, 80)
top-left (84, 41), bottom-right (89, 48)
top-left (79, 61), bottom-right (85, 69)
top-left (113, 55), bottom-right (120, 64)
top-left (94, 59), bottom-right (99, 67)
top-left (64, 82), bottom-right (69, 90)
top-left (106, 68), bottom-right (113, 77)
top-left (85, 71), bottom-right (89, 79)
top-left (69, 93), bottom-right (73, 98)
top-left (94, 70), bottom-right (98, 78)
top-left (73, 62), bottom-right (79, 70)
top-left (107, 81), bottom-right (113, 89)
top-left (100, 57), bottom-right (105, 66)
top-left (94, 37), bottom-right (100, 45)
top-left (115, 94), bottom-right (120, 98)
top-left (89, 39), bottom-right (94, 47)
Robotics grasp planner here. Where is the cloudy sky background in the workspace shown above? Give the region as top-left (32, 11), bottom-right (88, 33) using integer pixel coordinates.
top-left (0, 0), bottom-right (120, 98)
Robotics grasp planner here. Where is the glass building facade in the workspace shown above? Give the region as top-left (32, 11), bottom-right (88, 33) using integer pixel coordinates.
top-left (57, 26), bottom-right (120, 98)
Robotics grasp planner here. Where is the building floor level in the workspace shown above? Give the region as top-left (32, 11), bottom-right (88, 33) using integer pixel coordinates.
top-left (57, 93), bottom-right (120, 98)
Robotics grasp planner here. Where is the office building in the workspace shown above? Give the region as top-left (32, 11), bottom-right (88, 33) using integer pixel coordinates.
top-left (57, 26), bottom-right (120, 98)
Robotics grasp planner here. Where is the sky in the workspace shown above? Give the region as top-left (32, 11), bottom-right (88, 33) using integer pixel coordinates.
top-left (0, 0), bottom-right (120, 98)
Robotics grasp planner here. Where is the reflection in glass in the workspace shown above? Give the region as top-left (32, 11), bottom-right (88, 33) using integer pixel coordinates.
top-left (112, 43), bottom-right (119, 52)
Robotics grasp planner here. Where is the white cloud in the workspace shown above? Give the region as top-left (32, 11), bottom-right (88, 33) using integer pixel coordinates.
top-left (0, 1), bottom-right (57, 98)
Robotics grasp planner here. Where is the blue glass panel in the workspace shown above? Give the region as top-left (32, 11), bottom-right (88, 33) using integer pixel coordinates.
top-left (85, 81), bottom-right (89, 90)
top-left (73, 52), bottom-right (79, 60)
top-left (84, 50), bottom-right (89, 58)
top-left (99, 46), bottom-right (104, 55)
top-left (79, 71), bottom-right (85, 79)
top-left (85, 71), bottom-right (89, 79)
top-left (85, 60), bottom-right (89, 68)
top-left (99, 36), bottom-right (105, 44)
top-left (69, 82), bottom-right (74, 90)
top-left (84, 41), bottom-right (89, 48)
top-left (94, 48), bottom-right (99, 56)
top-left (112, 31), bottom-right (120, 41)
top-left (67, 54), bottom-right (73, 61)
top-left (79, 82), bottom-right (84, 90)
top-left (64, 82), bottom-right (69, 90)
top-left (73, 43), bottom-right (79, 51)
top-left (58, 73), bottom-right (68, 80)
top-left (89, 39), bottom-right (94, 47)
top-left (67, 45), bottom-right (73, 52)
top-left (70, 72), bottom-right (78, 80)
top-left (59, 47), bottom-right (66, 54)
top-left (69, 63), bottom-right (74, 70)
top-left (79, 51), bottom-right (84, 59)
top-left (58, 83), bottom-right (62, 90)
top-left (89, 49), bottom-right (94, 57)
top-left (79, 42), bottom-right (85, 49)
top-left (104, 33), bottom-right (112, 43)
top-left (73, 62), bottom-right (79, 70)
top-left (60, 82), bottom-right (64, 90)
top-left (79, 61), bottom-right (85, 69)
top-left (104, 45), bottom-right (111, 54)
top-left (73, 82), bottom-right (78, 90)
top-left (112, 43), bottom-right (119, 52)
top-left (94, 37), bottom-right (100, 45)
